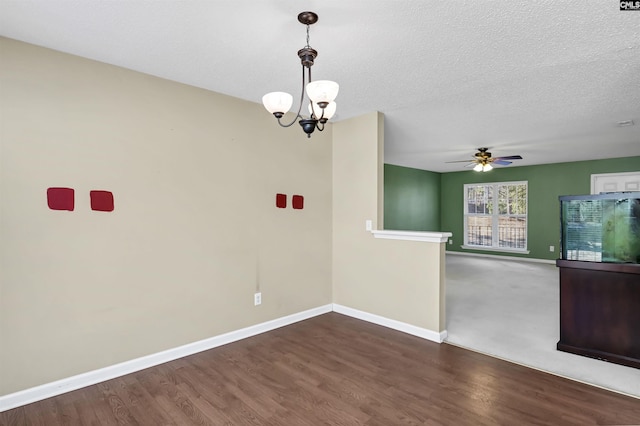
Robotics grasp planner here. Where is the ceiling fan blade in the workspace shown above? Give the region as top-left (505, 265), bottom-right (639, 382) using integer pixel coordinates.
top-left (445, 160), bottom-right (476, 163)
top-left (493, 155), bottom-right (522, 160)
top-left (493, 160), bottom-right (513, 166)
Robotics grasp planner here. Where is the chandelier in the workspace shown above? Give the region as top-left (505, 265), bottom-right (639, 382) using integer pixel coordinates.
top-left (262, 11), bottom-right (339, 138)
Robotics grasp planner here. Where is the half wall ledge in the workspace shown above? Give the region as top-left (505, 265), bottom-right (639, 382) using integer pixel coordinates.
top-left (371, 230), bottom-right (452, 243)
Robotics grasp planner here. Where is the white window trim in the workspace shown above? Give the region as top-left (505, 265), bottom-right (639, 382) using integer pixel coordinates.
top-left (463, 181), bottom-right (528, 253)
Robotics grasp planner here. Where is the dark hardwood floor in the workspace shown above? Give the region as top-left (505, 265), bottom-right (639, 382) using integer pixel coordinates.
top-left (2, 312), bottom-right (639, 425)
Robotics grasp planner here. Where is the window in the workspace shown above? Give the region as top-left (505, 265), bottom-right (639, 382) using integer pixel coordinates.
top-left (464, 181), bottom-right (528, 252)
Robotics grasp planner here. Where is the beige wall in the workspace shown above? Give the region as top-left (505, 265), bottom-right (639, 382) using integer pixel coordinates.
top-left (0, 37), bottom-right (333, 395)
top-left (0, 37), bottom-right (448, 399)
top-left (332, 112), bottom-right (446, 332)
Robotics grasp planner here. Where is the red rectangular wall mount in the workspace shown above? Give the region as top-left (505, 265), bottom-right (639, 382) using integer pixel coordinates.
top-left (90, 190), bottom-right (114, 212)
top-left (47, 187), bottom-right (75, 211)
top-left (276, 193), bottom-right (287, 208)
top-left (292, 195), bottom-right (304, 210)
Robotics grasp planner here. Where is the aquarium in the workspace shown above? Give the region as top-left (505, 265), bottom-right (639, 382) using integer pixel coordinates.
top-left (559, 192), bottom-right (640, 263)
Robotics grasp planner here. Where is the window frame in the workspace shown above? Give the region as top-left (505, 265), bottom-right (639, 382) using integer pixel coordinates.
top-left (462, 181), bottom-right (529, 254)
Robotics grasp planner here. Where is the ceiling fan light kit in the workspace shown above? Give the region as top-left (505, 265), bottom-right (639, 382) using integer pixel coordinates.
top-left (262, 11), bottom-right (339, 138)
top-left (473, 163), bottom-right (493, 172)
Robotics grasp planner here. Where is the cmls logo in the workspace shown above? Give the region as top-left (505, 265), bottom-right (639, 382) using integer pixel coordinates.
top-left (620, 0), bottom-right (640, 10)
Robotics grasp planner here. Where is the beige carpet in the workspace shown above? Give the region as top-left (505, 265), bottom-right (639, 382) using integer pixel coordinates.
top-left (445, 253), bottom-right (640, 398)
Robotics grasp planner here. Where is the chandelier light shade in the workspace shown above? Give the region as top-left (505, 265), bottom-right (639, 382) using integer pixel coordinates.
top-left (262, 92), bottom-right (293, 117)
top-left (306, 80), bottom-right (339, 106)
top-left (309, 101), bottom-right (337, 122)
top-left (262, 11), bottom-right (339, 138)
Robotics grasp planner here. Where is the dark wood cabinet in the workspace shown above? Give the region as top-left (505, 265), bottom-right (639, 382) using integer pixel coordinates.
top-left (556, 259), bottom-right (640, 369)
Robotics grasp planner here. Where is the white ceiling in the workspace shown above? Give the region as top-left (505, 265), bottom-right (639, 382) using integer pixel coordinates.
top-left (1, 0), bottom-right (639, 172)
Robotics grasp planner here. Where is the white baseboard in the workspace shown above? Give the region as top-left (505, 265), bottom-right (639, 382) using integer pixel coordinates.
top-left (332, 304), bottom-right (447, 343)
top-left (0, 304), bottom-right (333, 412)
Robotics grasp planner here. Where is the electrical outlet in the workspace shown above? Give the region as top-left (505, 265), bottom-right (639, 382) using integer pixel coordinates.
top-left (549, 245), bottom-right (555, 252)
top-left (449, 239), bottom-right (453, 245)
top-left (254, 292), bottom-right (262, 306)
top-left (365, 220), bottom-right (372, 231)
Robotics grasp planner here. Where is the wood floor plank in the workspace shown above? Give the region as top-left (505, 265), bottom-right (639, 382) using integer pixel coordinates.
top-left (70, 390), bottom-right (105, 426)
top-left (112, 375), bottom-right (177, 425)
top-left (137, 365), bottom-right (217, 425)
top-left (2, 312), bottom-right (640, 425)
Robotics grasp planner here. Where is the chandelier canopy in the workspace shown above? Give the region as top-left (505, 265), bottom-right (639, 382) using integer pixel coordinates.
top-left (262, 11), bottom-right (339, 138)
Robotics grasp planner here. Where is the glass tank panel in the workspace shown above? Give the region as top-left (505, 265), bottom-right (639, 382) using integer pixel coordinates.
top-left (559, 192), bottom-right (640, 264)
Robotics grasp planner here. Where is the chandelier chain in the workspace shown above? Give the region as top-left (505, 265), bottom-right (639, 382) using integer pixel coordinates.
top-left (306, 25), bottom-right (311, 48)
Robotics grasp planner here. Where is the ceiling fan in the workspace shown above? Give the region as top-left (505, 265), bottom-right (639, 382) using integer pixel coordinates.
top-left (447, 147), bottom-right (523, 172)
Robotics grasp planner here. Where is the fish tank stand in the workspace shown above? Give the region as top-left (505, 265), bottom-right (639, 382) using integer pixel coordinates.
top-left (557, 192), bottom-right (640, 369)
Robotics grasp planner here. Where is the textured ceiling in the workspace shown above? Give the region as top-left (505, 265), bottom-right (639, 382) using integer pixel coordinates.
top-left (1, 0), bottom-right (639, 172)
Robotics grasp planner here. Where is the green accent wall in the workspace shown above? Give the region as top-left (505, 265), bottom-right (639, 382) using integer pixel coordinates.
top-left (384, 156), bottom-right (640, 260)
top-left (384, 164), bottom-right (441, 231)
